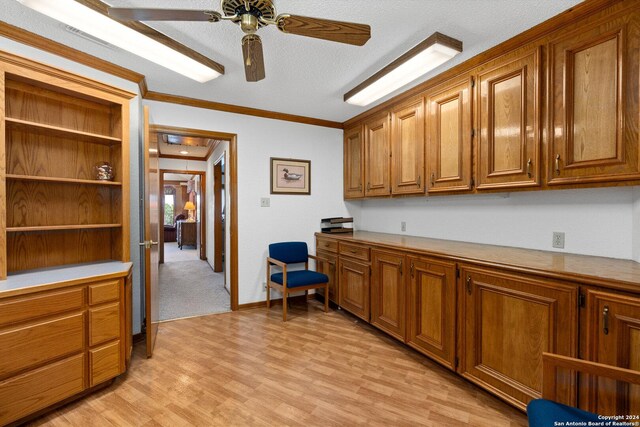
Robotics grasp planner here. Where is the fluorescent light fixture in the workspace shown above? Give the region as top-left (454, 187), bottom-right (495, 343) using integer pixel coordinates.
top-left (16, 0), bottom-right (221, 83)
top-left (148, 148), bottom-right (158, 153)
top-left (180, 150), bottom-right (189, 155)
top-left (345, 32), bottom-right (462, 107)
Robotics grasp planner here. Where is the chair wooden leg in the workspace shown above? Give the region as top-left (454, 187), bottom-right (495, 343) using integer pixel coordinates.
top-left (266, 283), bottom-right (271, 309)
top-left (283, 288), bottom-right (288, 321)
top-left (324, 283), bottom-right (329, 313)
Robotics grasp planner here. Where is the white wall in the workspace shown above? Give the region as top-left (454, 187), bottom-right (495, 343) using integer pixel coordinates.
top-left (354, 186), bottom-right (638, 260)
top-left (0, 37), bottom-right (145, 333)
top-left (144, 100), bottom-right (355, 305)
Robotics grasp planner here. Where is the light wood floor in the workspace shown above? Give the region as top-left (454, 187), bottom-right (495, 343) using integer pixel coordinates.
top-left (29, 302), bottom-right (528, 426)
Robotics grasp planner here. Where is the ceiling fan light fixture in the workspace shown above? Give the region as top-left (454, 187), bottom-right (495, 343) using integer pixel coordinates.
top-left (344, 32), bottom-right (462, 107)
top-left (16, 0), bottom-right (221, 83)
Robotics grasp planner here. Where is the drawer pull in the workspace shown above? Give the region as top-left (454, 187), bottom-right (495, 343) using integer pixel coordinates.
top-left (466, 276), bottom-right (472, 295)
top-left (603, 306), bottom-right (609, 335)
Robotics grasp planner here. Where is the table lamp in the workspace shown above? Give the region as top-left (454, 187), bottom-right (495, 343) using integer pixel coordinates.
top-left (184, 201), bottom-right (196, 222)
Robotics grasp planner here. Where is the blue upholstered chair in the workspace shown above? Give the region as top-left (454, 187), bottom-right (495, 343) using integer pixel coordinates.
top-left (266, 242), bottom-right (329, 321)
top-left (527, 353), bottom-right (640, 426)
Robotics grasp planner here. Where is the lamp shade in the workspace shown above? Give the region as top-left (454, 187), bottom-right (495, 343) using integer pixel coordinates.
top-left (184, 201), bottom-right (196, 211)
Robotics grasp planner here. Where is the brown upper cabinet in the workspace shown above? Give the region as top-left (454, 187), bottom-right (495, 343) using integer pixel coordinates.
top-left (476, 47), bottom-right (541, 190)
top-left (547, 11), bottom-right (640, 185)
top-left (391, 98), bottom-right (425, 195)
top-left (364, 113), bottom-right (391, 197)
top-left (426, 77), bottom-right (473, 193)
top-left (343, 125), bottom-right (364, 199)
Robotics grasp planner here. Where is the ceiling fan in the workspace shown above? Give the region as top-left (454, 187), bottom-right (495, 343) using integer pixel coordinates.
top-left (108, 0), bottom-right (372, 82)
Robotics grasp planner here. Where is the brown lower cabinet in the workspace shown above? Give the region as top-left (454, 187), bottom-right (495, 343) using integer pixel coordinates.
top-left (406, 256), bottom-right (456, 370)
top-left (584, 289), bottom-right (640, 416)
top-left (0, 271), bottom-right (131, 425)
top-left (371, 250), bottom-right (406, 340)
top-left (458, 265), bottom-right (578, 410)
top-left (316, 250), bottom-right (338, 304)
top-left (319, 233), bottom-right (640, 414)
top-left (339, 258), bottom-right (370, 322)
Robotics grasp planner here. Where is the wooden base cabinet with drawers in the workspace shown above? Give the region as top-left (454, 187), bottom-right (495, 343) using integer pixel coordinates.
top-left (317, 231), bottom-right (640, 414)
top-left (0, 267), bottom-right (132, 425)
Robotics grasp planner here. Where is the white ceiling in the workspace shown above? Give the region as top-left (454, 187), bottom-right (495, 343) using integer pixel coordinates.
top-left (164, 173), bottom-right (194, 182)
top-left (1, 0), bottom-right (583, 123)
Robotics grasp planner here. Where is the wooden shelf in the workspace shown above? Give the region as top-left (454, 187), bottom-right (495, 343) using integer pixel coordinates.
top-left (6, 174), bottom-right (122, 186)
top-left (5, 117), bottom-right (122, 145)
top-left (7, 224), bottom-right (122, 232)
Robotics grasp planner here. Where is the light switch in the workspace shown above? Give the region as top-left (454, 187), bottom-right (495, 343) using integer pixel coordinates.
top-left (260, 197), bottom-right (270, 207)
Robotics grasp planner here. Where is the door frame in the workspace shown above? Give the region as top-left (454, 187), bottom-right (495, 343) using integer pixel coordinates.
top-left (150, 124), bottom-right (239, 311)
top-left (159, 169), bottom-right (207, 263)
top-left (213, 157), bottom-right (224, 273)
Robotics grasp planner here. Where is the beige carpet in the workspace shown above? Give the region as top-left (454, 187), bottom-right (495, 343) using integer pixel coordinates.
top-left (159, 258), bottom-right (230, 321)
top-left (164, 242), bottom-right (199, 263)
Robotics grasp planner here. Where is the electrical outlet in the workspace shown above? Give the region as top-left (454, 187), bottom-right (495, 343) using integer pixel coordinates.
top-left (260, 197), bottom-right (270, 207)
top-left (401, 221), bottom-right (406, 232)
top-left (552, 232), bottom-right (565, 249)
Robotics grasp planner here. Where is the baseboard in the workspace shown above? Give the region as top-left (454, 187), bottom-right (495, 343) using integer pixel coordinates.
top-left (238, 294), bottom-right (310, 310)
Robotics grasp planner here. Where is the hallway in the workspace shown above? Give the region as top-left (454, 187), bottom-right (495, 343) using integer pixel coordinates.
top-left (159, 254), bottom-right (230, 321)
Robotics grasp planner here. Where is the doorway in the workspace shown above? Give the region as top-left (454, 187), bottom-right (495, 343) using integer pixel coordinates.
top-left (149, 124), bottom-right (238, 322)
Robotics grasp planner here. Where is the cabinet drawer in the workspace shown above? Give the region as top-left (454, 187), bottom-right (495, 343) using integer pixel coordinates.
top-left (90, 341), bottom-right (122, 387)
top-left (89, 280), bottom-right (120, 306)
top-left (0, 313), bottom-right (84, 378)
top-left (0, 287), bottom-right (84, 328)
top-left (89, 303), bottom-right (120, 347)
top-left (316, 238), bottom-right (337, 253)
top-left (0, 353), bottom-right (85, 426)
top-left (339, 242), bottom-right (370, 261)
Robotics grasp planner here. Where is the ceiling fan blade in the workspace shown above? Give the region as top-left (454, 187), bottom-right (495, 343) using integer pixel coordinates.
top-left (108, 8), bottom-right (220, 22)
top-left (276, 15), bottom-right (370, 46)
top-left (242, 35), bottom-right (266, 82)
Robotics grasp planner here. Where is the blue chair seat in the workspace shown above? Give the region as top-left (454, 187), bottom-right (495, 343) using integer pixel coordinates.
top-left (270, 270), bottom-right (329, 288)
top-left (527, 399), bottom-right (601, 426)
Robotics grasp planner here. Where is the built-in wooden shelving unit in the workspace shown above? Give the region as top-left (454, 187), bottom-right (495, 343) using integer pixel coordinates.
top-left (1, 51), bottom-right (134, 278)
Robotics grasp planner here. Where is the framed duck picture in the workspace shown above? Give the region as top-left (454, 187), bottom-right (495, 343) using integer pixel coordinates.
top-left (270, 157), bottom-right (311, 195)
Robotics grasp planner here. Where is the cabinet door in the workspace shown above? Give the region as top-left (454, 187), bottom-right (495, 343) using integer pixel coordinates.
top-left (426, 77), bottom-right (473, 193)
top-left (316, 250), bottom-right (338, 304)
top-left (476, 47), bottom-right (541, 190)
top-left (459, 266), bottom-right (577, 410)
top-left (406, 256), bottom-right (456, 370)
top-left (391, 98), bottom-right (425, 195)
top-left (364, 113), bottom-right (391, 197)
top-left (548, 13), bottom-right (640, 184)
top-left (585, 290), bottom-right (640, 416)
top-left (344, 125), bottom-right (364, 199)
top-left (339, 258), bottom-right (370, 321)
top-left (371, 250), bottom-right (405, 341)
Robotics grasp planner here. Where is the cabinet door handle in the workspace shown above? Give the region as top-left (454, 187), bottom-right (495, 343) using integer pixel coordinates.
top-left (466, 276), bottom-right (472, 295)
top-left (603, 305), bottom-right (609, 335)
top-left (555, 154), bottom-right (561, 175)
top-left (410, 262), bottom-right (414, 278)
top-left (417, 176), bottom-right (421, 187)
top-left (526, 158), bottom-right (532, 178)
top-left (399, 260), bottom-right (403, 276)
top-left (367, 182), bottom-right (371, 191)
top-left (358, 184), bottom-right (362, 191)
top-left (431, 172), bottom-right (435, 186)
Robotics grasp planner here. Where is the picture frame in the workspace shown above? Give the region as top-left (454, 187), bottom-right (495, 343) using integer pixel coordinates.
top-left (270, 157), bottom-right (311, 195)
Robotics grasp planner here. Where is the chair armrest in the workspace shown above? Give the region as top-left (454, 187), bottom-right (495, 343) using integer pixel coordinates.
top-left (542, 352), bottom-right (640, 401)
top-left (308, 254), bottom-right (331, 264)
top-left (267, 257), bottom-right (287, 268)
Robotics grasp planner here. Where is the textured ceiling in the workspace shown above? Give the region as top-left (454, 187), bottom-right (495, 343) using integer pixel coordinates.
top-left (2, 0), bottom-right (583, 122)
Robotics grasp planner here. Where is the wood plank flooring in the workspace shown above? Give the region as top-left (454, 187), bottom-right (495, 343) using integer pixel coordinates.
top-left (29, 302), bottom-right (527, 426)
